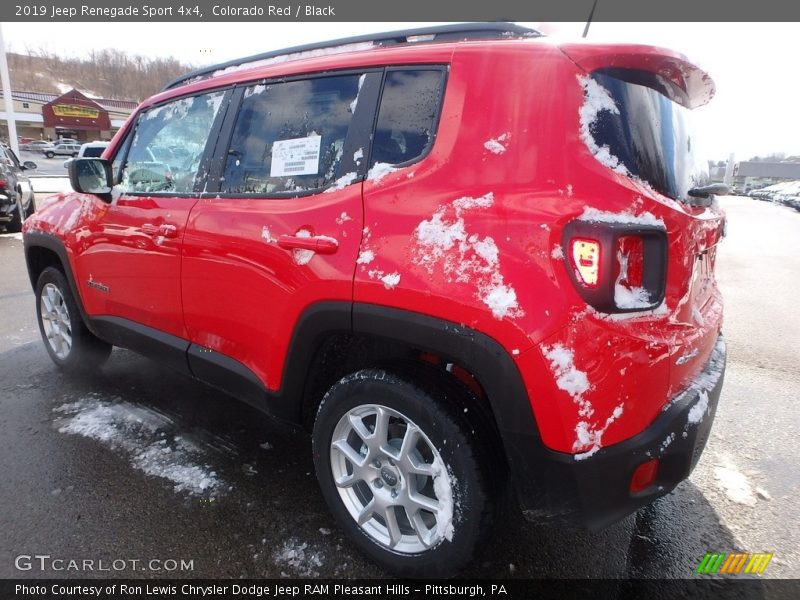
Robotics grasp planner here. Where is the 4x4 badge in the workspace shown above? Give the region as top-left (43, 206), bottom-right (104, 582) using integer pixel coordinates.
top-left (86, 278), bottom-right (109, 293)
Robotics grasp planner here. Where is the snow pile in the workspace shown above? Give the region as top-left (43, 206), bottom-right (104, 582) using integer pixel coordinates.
top-left (543, 344), bottom-right (624, 459)
top-left (714, 458), bottom-right (757, 507)
top-left (577, 75), bottom-right (629, 175)
top-left (349, 74), bottom-right (366, 114)
top-left (273, 538), bottom-right (324, 577)
top-left (413, 192), bottom-right (524, 320)
top-left (483, 132), bottom-right (510, 155)
top-left (54, 396), bottom-right (222, 497)
top-left (324, 172), bottom-right (358, 193)
top-left (614, 248), bottom-right (652, 309)
top-left (579, 207), bottom-right (665, 228)
top-left (431, 455), bottom-right (456, 543)
top-left (367, 162), bottom-right (399, 184)
top-left (687, 390), bottom-right (709, 425)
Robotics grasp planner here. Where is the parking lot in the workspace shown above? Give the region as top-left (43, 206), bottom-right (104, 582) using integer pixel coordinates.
top-left (0, 195), bottom-right (797, 579)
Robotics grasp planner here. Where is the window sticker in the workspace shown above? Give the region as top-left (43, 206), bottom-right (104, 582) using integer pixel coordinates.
top-left (270, 135), bottom-right (322, 177)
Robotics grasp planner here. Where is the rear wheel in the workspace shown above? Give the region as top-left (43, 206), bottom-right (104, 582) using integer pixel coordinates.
top-left (45, 151), bottom-right (54, 158)
top-left (35, 267), bottom-right (112, 372)
top-left (312, 368), bottom-right (496, 576)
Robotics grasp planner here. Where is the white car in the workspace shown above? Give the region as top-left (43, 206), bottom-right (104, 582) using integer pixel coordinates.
top-left (63, 142), bottom-right (110, 168)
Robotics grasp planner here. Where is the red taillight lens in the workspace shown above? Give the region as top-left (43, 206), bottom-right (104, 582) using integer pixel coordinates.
top-left (630, 458), bottom-right (660, 493)
top-left (0, 179), bottom-right (7, 188)
top-left (616, 236), bottom-right (644, 289)
top-left (569, 238), bottom-right (601, 288)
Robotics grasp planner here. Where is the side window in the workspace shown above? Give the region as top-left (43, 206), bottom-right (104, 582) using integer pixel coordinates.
top-left (221, 74), bottom-right (362, 195)
top-left (371, 69), bottom-right (444, 167)
top-left (119, 91), bottom-right (225, 194)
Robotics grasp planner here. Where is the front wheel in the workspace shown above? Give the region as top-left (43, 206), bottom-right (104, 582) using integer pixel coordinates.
top-left (312, 368), bottom-right (496, 577)
top-left (35, 267), bottom-right (112, 372)
top-left (45, 151), bottom-right (54, 158)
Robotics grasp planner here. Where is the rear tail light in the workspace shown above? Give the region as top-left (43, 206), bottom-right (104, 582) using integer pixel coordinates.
top-left (569, 238), bottom-right (601, 287)
top-left (0, 179), bottom-right (7, 188)
top-left (561, 221), bottom-right (667, 313)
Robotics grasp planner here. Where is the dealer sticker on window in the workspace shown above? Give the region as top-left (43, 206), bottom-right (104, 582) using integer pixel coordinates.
top-left (270, 135), bottom-right (321, 177)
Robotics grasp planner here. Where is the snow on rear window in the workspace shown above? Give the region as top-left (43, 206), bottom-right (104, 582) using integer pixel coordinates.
top-left (577, 75), bottom-right (629, 175)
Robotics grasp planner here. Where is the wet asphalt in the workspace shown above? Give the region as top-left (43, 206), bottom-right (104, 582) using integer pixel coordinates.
top-left (0, 196), bottom-right (797, 581)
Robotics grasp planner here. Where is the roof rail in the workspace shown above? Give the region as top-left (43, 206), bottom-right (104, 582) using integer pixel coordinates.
top-left (162, 22), bottom-right (540, 91)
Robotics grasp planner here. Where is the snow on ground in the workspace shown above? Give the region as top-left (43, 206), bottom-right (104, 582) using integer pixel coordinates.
top-left (273, 538), bottom-right (324, 577)
top-left (714, 456), bottom-right (757, 507)
top-left (53, 395), bottom-right (223, 497)
top-left (0, 232), bottom-right (23, 240)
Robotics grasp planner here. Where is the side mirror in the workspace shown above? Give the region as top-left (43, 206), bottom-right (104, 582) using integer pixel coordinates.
top-left (22, 161), bottom-right (37, 170)
top-left (68, 158), bottom-right (113, 200)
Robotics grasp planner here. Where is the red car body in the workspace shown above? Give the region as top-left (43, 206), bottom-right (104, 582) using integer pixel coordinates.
top-left (24, 28), bottom-right (726, 533)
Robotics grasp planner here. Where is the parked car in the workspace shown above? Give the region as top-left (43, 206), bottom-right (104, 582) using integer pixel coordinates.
top-left (63, 141), bottom-right (110, 168)
top-left (22, 23), bottom-right (727, 576)
top-left (43, 142), bottom-right (81, 158)
top-left (20, 140), bottom-right (54, 153)
top-left (0, 144), bottom-right (37, 232)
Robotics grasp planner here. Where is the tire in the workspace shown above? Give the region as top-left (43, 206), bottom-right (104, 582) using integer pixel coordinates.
top-left (312, 367), bottom-right (497, 577)
top-left (45, 151), bottom-right (54, 158)
top-left (24, 190), bottom-right (35, 218)
top-left (35, 267), bottom-right (112, 372)
top-left (71, 152), bottom-right (78, 158)
top-left (5, 197), bottom-right (22, 233)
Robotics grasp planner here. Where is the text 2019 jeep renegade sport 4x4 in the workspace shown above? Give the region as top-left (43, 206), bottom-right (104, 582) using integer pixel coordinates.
top-left (23, 23), bottom-right (726, 576)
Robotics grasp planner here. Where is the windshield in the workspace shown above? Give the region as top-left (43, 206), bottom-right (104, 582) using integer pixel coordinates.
top-left (588, 71), bottom-right (709, 201)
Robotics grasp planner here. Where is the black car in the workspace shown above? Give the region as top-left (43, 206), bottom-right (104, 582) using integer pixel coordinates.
top-left (0, 144), bottom-right (37, 232)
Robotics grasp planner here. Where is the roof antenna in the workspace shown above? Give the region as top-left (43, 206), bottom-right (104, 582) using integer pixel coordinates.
top-left (583, 0), bottom-right (599, 38)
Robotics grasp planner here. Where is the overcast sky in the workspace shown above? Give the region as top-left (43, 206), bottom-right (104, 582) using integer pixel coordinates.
top-left (2, 21), bottom-right (797, 161)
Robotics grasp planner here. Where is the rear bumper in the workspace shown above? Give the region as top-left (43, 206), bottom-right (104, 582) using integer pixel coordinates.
top-left (512, 334), bottom-right (726, 530)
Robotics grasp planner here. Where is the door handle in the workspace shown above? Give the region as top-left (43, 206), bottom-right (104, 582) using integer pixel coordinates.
top-left (142, 223), bottom-right (178, 238)
top-left (277, 234), bottom-right (338, 254)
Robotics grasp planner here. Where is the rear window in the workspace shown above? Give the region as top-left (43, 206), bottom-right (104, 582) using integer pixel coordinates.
top-left (83, 146), bottom-right (105, 158)
top-left (371, 69), bottom-right (444, 167)
top-left (584, 71), bottom-right (709, 201)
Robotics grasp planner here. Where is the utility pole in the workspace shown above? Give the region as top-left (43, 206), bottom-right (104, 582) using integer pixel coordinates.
top-left (0, 23), bottom-right (20, 156)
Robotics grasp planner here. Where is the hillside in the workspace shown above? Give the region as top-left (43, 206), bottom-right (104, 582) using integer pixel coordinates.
top-left (4, 50), bottom-right (195, 102)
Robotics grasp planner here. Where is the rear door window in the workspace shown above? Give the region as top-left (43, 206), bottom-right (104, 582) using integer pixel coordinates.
top-left (370, 69), bottom-right (445, 167)
top-left (220, 74), bottom-right (363, 195)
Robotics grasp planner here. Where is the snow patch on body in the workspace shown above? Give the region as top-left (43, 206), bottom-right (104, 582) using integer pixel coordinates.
top-left (543, 344), bottom-right (625, 459)
top-left (292, 228), bottom-right (315, 265)
top-left (356, 249), bottom-right (374, 265)
top-left (324, 172), bottom-right (358, 193)
top-left (367, 162), bottom-right (399, 183)
top-left (687, 390), bottom-right (710, 425)
top-left (483, 132), bottom-right (510, 154)
top-left (379, 272), bottom-right (401, 289)
top-left (412, 192), bottom-right (523, 320)
top-left (579, 207), bottom-right (665, 228)
top-left (54, 397), bottom-right (222, 496)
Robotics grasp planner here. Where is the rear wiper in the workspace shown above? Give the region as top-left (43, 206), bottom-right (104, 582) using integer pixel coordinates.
top-left (686, 183), bottom-right (729, 206)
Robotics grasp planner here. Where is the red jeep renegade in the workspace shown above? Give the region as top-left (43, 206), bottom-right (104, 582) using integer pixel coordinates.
top-left (23, 23), bottom-right (726, 576)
